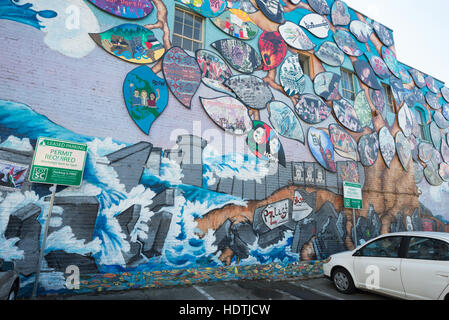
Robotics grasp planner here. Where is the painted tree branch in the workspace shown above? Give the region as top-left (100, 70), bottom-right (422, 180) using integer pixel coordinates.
top-left (144, 0), bottom-right (171, 74)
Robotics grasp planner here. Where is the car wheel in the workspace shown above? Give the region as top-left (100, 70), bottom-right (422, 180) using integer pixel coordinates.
top-left (332, 268), bottom-right (356, 294)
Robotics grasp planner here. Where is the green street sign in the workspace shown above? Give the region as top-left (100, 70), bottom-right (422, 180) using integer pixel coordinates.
top-left (343, 181), bottom-right (363, 209)
top-left (29, 137), bottom-right (88, 187)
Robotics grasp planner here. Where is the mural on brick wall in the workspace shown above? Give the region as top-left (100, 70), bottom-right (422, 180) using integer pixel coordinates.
top-left (0, 0), bottom-right (449, 297)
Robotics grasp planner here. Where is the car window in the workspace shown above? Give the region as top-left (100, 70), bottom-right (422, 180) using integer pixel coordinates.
top-left (359, 237), bottom-right (403, 258)
top-left (406, 237), bottom-right (449, 261)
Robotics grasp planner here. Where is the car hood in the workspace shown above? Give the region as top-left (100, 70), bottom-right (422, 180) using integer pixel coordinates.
top-left (329, 250), bottom-right (356, 259)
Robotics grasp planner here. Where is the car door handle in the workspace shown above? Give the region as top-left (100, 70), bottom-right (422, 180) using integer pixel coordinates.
top-left (388, 266), bottom-right (398, 271)
top-left (436, 272), bottom-right (449, 278)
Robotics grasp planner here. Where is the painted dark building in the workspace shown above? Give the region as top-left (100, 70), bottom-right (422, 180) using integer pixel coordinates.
top-left (0, 0), bottom-right (448, 297)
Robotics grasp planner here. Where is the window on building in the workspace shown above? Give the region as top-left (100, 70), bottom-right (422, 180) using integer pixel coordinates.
top-left (382, 84), bottom-right (395, 113)
top-left (298, 54), bottom-right (311, 77)
top-left (341, 69), bottom-right (356, 101)
top-left (173, 7), bottom-right (204, 52)
top-left (411, 106), bottom-right (432, 143)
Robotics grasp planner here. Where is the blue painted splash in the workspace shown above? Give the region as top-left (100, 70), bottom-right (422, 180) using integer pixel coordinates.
top-left (0, 0), bottom-right (57, 29)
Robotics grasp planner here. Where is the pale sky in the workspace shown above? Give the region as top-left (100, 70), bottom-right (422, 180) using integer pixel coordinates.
top-left (344, 0), bottom-right (449, 85)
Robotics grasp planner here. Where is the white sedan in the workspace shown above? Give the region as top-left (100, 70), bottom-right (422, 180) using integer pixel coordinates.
top-left (323, 231), bottom-right (449, 300)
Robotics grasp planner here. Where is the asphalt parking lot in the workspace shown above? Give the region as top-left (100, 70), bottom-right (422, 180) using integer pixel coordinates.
top-left (38, 277), bottom-right (388, 301)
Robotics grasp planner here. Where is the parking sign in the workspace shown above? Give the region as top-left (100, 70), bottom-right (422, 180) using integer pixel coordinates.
top-left (29, 137), bottom-right (88, 186)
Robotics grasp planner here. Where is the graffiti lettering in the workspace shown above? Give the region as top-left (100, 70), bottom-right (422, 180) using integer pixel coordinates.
top-left (262, 200), bottom-right (289, 229)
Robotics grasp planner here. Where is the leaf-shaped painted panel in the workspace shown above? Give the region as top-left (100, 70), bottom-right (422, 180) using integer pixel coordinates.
top-left (247, 120), bottom-right (286, 167)
top-left (123, 66), bottom-right (168, 135)
top-left (162, 47), bottom-right (202, 109)
top-left (308, 127), bottom-right (337, 173)
top-left (90, 24), bottom-right (165, 64)
top-left (268, 101), bottom-right (305, 144)
top-left (176, 0), bottom-right (227, 18)
top-left (87, 0), bottom-right (153, 19)
top-left (333, 99), bottom-right (363, 133)
top-left (196, 49), bottom-right (233, 94)
top-left (278, 22), bottom-right (315, 51)
top-left (225, 75), bottom-right (273, 110)
top-left (379, 127), bottom-right (396, 168)
top-left (279, 55), bottom-right (305, 96)
top-left (329, 123), bottom-right (359, 161)
top-left (211, 9), bottom-right (259, 40)
top-left (315, 41), bottom-right (345, 67)
top-left (211, 39), bottom-right (262, 73)
top-left (200, 96), bottom-right (253, 135)
top-left (358, 132), bottom-right (379, 167)
top-left (259, 31), bottom-right (287, 71)
top-left (295, 93), bottom-right (330, 124)
top-left (396, 131), bottom-right (412, 171)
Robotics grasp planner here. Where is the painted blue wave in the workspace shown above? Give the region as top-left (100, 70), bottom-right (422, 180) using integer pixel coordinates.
top-left (1, 100), bottom-right (301, 276)
top-left (0, 0), bottom-right (57, 30)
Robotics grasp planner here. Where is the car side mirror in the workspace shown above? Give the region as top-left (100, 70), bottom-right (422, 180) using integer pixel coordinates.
top-left (353, 250), bottom-right (361, 257)
top-left (0, 261), bottom-right (14, 272)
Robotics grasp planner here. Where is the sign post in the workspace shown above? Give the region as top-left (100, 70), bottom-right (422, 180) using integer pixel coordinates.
top-left (343, 181), bottom-right (363, 249)
top-left (29, 137), bottom-right (87, 299)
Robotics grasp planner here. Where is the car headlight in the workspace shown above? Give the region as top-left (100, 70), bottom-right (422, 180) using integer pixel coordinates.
top-left (324, 256), bottom-right (332, 264)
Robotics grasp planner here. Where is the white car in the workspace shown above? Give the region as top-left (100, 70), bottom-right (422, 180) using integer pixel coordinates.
top-left (323, 232), bottom-right (449, 300)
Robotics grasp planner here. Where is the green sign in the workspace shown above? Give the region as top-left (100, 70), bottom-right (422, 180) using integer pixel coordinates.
top-left (343, 181), bottom-right (363, 209)
top-left (29, 137), bottom-right (88, 186)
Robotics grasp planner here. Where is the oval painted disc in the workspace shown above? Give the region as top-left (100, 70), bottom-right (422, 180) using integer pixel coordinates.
top-left (409, 68), bottom-right (426, 88)
top-left (373, 21), bottom-right (394, 47)
top-left (426, 92), bottom-right (441, 110)
top-left (354, 90), bottom-right (374, 129)
top-left (308, 0), bottom-right (330, 15)
top-left (255, 0), bottom-right (284, 24)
